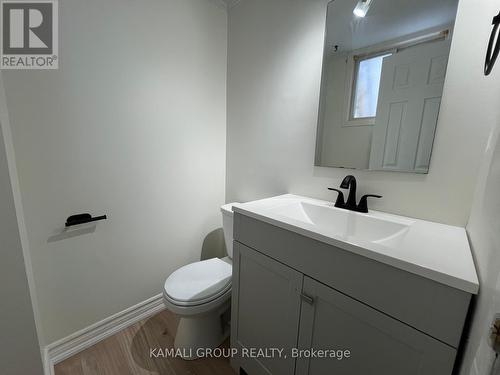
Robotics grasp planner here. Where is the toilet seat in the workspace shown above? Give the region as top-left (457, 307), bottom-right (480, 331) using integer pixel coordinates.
top-left (164, 258), bottom-right (232, 307)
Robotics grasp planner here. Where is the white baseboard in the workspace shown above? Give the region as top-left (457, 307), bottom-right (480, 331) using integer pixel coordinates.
top-left (43, 294), bottom-right (165, 375)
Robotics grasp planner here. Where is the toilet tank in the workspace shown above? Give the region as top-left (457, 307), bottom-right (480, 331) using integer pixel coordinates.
top-left (221, 203), bottom-right (240, 259)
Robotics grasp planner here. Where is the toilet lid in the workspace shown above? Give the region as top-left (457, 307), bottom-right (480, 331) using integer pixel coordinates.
top-left (164, 258), bottom-right (232, 304)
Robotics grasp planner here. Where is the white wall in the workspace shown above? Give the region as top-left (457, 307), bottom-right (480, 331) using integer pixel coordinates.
top-left (459, 4), bottom-right (500, 371)
top-left (0, 78), bottom-right (43, 374)
top-left (226, 0), bottom-right (495, 227)
top-left (2, 0), bottom-right (227, 345)
top-left (462, 120), bottom-right (500, 375)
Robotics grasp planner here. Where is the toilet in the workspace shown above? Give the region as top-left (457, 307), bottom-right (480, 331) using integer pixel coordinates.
top-left (162, 203), bottom-right (238, 359)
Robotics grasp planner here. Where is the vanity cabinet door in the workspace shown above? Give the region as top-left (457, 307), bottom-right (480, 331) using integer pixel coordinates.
top-left (296, 277), bottom-right (456, 375)
top-left (231, 242), bottom-right (303, 375)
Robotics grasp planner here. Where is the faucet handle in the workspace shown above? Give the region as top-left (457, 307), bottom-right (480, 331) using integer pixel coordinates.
top-left (328, 188), bottom-right (345, 208)
top-left (357, 194), bottom-right (382, 213)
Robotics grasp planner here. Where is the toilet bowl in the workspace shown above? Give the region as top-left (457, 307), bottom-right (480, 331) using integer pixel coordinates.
top-left (162, 202), bottom-right (239, 359)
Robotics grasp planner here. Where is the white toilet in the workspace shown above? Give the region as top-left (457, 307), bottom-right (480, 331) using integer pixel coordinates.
top-left (162, 203), bottom-right (238, 359)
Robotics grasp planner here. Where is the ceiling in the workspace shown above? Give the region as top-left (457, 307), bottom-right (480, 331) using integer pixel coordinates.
top-left (326, 0), bottom-right (459, 53)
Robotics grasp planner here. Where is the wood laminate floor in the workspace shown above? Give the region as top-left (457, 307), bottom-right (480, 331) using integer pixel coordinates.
top-left (54, 309), bottom-right (236, 375)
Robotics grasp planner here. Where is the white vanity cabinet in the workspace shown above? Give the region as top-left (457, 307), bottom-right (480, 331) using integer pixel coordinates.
top-left (295, 276), bottom-right (456, 375)
top-left (231, 243), bottom-right (302, 375)
top-left (230, 212), bottom-right (472, 375)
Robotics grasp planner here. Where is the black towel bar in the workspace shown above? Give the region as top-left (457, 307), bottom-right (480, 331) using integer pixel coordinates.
top-left (485, 11), bottom-right (500, 76)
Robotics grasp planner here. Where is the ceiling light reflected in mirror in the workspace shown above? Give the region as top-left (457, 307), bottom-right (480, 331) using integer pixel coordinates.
top-left (353, 0), bottom-right (373, 18)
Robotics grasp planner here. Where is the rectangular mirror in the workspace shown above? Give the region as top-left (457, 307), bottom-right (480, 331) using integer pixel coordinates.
top-left (315, 0), bottom-right (459, 173)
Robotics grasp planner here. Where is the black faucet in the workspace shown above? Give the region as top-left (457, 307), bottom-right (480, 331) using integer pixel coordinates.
top-left (328, 175), bottom-right (382, 213)
top-left (340, 175), bottom-right (358, 210)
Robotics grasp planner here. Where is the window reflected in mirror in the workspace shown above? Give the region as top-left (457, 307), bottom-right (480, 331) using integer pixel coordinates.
top-left (352, 53), bottom-right (390, 119)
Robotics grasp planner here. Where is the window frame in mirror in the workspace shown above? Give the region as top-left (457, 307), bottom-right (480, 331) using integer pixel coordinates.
top-left (345, 50), bottom-right (394, 127)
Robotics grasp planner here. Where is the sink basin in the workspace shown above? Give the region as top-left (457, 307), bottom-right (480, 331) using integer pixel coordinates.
top-left (232, 194), bottom-right (479, 294)
top-left (267, 201), bottom-right (410, 244)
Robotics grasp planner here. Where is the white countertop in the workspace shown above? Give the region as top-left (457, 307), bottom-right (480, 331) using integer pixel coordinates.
top-left (233, 194), bottom-right (479, 294)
